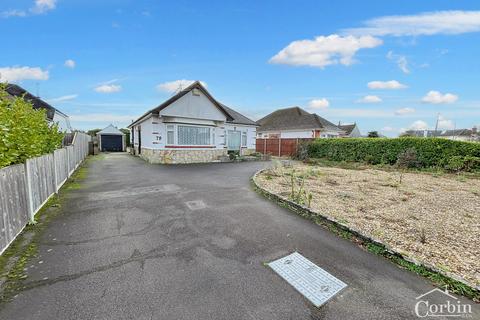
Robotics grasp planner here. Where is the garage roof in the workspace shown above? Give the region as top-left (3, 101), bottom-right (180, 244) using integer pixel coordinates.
top-left (98, 124), bottom-right (124, 135)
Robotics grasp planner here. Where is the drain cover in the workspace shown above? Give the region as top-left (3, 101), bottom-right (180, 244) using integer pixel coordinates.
top-left (268, 252), bottom-right (347, 307)
top-left (185, 200), bottom-right (206, 210)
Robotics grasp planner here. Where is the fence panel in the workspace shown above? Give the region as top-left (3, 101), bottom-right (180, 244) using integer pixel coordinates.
top-left (26, 153), bottom-right (56, 217)
top-left (255, 138), bottom-right (313, 157)
top-left (0, 132), bottom-right (91, 254)
top-left (54, 148), bottom-right (68, 190)
top-left (0, 164), bottom-right (30, 254)
top-left (67, 145), bottom-right (75, 175)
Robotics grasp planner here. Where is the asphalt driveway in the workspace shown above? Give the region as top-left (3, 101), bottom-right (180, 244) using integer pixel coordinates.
top-left (0, 153), bottom-right (477, 319)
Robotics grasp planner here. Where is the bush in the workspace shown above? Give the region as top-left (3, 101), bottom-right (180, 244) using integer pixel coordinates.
top-left (396, 148), bottom-right (420, 169)
top-left (0, 84), bottom-right (64, 168)
top-left (306, 137), bottom-right (480, 169)
top-left (445, 156), bottom-right (480, 172)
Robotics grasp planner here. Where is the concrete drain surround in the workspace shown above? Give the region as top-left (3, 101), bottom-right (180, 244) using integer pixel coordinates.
top-left (268, 252), bottom-right (347, 307)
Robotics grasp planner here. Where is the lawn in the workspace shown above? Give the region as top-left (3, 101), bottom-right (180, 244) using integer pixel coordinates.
top-left (256, 162), bottom-right (480, 288)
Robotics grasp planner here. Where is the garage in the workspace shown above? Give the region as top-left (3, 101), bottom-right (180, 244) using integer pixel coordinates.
top-left (97, 124), bottom-right (125, 152)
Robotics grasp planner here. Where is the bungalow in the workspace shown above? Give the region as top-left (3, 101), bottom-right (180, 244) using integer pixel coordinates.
top-left (256, 107), bottom-right (343, 139)
top-left (439, 128), bottom-right (478, 142)
top-left (338, 123), bottom-right (362, 138)
top-left (5, 84), bottom-right (72, 133)
top-left (128, 81), bottom-right (258, 164)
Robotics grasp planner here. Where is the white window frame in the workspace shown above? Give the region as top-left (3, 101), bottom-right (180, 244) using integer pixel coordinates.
top-left (241, 131), bottom-right (247, 147)
top-left (166, 125), bottom-right (175, 145)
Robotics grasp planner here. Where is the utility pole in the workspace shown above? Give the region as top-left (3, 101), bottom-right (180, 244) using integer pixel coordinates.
top-left (434, 113), bottom-right (440, 133)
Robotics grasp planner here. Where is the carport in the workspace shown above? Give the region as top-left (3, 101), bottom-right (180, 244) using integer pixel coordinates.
top-left (97, 124), bottom-right (125, 152)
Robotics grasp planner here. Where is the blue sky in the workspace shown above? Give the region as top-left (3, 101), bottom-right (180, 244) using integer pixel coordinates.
top-left (1, 0), bottom-right (479, 136)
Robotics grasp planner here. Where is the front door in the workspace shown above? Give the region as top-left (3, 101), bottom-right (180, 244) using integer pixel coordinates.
top-left (227, 130), bottom-right (241, 151)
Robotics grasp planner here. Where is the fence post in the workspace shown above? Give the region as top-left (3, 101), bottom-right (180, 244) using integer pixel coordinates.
top-left (53, 152), bottom-right (59, 193)
top-left (278, 138), bottom-right (281, 157)
top-left (24, 160), bottom-right (35, 222)
top-left (263, 139), bottom-right (266, 154)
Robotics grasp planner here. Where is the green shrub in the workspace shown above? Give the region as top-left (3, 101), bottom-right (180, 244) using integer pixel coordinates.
top-left (307, 137), bottom-right (480, 169)
top-left (445, 156), bottom-right (480, 172)
top-left (0, 84), bottom-right (64, 168)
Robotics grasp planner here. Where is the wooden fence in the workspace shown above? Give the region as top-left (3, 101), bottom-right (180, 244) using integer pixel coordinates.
top-left (255, 138), bottom-right (313, 157)
top-left (0, 132), bottom-right (90, 255)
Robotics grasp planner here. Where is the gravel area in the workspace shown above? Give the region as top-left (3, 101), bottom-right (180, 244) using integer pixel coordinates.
top-left (256, 163), bottom-right (480, 287)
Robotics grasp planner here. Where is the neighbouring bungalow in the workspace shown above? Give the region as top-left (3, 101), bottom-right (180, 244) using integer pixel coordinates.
top-left (402, 130), bottom-right (442, 138)
top-left (4, 84), bottom-right (72, 133)
top-left (128, 81), bottom-right (258, 164)
top-left (338, 123), bottom-right (362, 138)
top-left (439, 127), bottom-right (478, 142)
top-left (256, 106), bottom-right (343, 139)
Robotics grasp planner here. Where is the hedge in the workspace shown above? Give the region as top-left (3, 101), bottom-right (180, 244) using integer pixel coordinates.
top-left (0, 84), bottom-right (64, 168)
top-left (306, 137), bottom-right (480, 168)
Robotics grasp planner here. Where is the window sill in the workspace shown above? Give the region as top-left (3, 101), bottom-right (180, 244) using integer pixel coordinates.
top-left (165, 145), bottom-right (216, 148)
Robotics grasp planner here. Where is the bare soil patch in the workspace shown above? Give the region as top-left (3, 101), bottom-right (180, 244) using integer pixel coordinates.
top-left (256, 163), bottom-right (480, 287)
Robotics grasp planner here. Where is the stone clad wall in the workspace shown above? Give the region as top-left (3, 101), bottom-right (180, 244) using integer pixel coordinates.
top-left (140, 148), bottom-right (227, 164)
top-left (240, 148), bottom-right (256, 156)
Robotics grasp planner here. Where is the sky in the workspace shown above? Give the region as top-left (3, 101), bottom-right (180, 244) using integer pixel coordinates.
top-left (1, 0), bottom-right (480, 136)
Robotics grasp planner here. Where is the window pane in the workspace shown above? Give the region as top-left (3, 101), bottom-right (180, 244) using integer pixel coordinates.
top-left (241, 132), bottom-right (247, 146)
top-left (167, 125), bottom-right (174, 144)
top-left (178, 126), bottom-right (211, 145)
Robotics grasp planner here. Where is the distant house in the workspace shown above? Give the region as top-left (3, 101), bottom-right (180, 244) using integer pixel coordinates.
top-left (5, 84), bottom-right (72, 133)
top-left (402, 130), bottom-right (442, 138)
top-left (97, 124), bottom-right (126, 152)
top-left (257, 107), bottom-right (343, 139)
top-left (439, 128), bottom-right (478, 142)
top-left (127, 81), bottom-right (258, 164)
top-left (338, 123), bottom-right (362, 138)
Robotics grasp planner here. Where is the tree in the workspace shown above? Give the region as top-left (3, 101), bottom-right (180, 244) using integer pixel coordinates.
top-left (120, 128), bottom-right (131, 147)
top-left (0, 84), bottom-right (64, 168)
top-left (87, 128), bottom-right (102, 137)
top-left (367, 131), bottom-right (380, 138)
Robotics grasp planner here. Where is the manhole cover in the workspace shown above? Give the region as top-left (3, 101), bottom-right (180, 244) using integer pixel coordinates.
top-left (185, 200), bottom-right (206, 211)
top-left (268, 252), bottom-right (347, 307)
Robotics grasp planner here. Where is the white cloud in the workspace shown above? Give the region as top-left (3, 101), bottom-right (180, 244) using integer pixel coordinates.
top-left (437, 115), bottom-right (455, 130)
top-left (31, 0), bottom-right (57, 14)
top-left (382, 126), bottom-right (395, 132)
top-left (321, 108), bottom-right (391, 118)
top-left (409, 120), bottom-right (429, 130)
top-left (394, 107), bottom-right (415, 116)
top-left (269, 34), bottom-right (382, 68)
top-left (308, 98), bottom-right (329, 109)
top-left (367, 80), bottom-right (407, 90)
top-left (421, 90), bottom-right (458, 104)
top-left (344, 11), bottom-right (480, 37)
top-left (1, 10), bottom-right (27, 18)
top-left (156, 80), bottom-right (207, 93)
top-left (70, 113), bottom-right (137, 122)
top-left (46, 94), bottom-right (78, 103)
top-left (356, 95), bottom-right (382, 103)
top-left (95, 84), bottom-right (122, 94)
top-left (64, 59), bottom-right (76, 68)
top-left (2, 0), bottom-right (57, 18)
top-left (386, 51), bottom-right (409, 74)
top-left (0, 66), bottom-right (49, 82)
